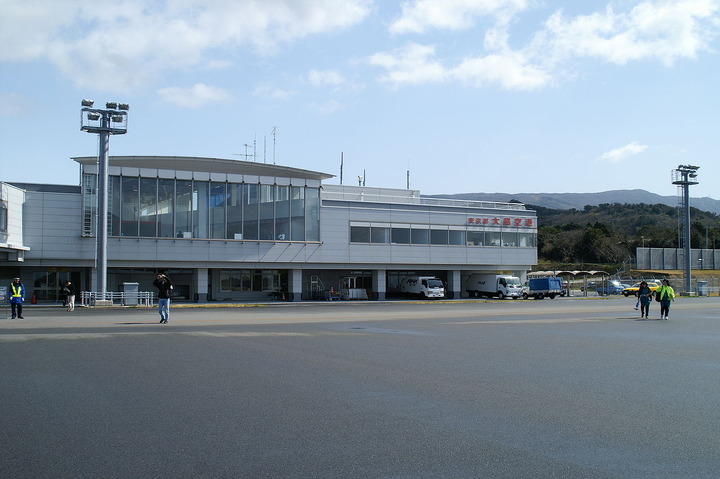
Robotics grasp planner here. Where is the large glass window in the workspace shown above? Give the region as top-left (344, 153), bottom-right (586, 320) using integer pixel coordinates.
top-left (139, 178), bottom-right (157, 237)
top-left (518, 232), bottom-right (536, 247)
top-left (259, 185), bottom-right (274, 240)
top-left (502, 231), bottom-right (517, 247)
top-left (121, 177), bottom-right (139, 236)
top-left (290, 186), bottom-right (305, 241)
top-left (157, 179), bottom-right (175, 238)
top-left (305, 187), bottom-right (320, 242)
top-left (275, 185), bottom-right (290, 241)
top-left (486, 230), bottom-right (502, 247)
top-left (192, 181), bottom-right (208, 239)
top-left (209, 182), bottom-right (226, 239)
top-left (227, 183), bottom-right (243, 239)
top-left (176, 180), bottom-right (193, 237)
top-left (243, 184), bottom-right (259, 240)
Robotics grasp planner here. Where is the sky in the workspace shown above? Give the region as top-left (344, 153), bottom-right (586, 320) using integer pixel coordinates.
top-left (1, 0), bottom-right (718, 199)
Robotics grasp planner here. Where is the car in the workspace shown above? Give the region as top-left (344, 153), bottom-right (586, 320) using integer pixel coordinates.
top-left (622, 282), bottom-right (660, 297)
top-left (596, 280), bottom-right (629, 295)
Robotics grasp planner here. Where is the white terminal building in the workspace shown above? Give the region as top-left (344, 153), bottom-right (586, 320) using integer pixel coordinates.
top-left (1, 156), bottom-right (538, 302)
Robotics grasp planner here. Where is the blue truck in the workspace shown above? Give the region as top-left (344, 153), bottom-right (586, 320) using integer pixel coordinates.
top-left (523, 277), bottom-right (564, 300)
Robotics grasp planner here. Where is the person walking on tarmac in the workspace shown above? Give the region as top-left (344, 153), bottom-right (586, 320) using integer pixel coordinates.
top-left (8, 277), bottom-right (26, 319)
top-left (153, 273), bottom-right (173, 324)
top-left (636, 281), bottom-right (653, 319)
top-left (656, 279), bottom-right (675, 320)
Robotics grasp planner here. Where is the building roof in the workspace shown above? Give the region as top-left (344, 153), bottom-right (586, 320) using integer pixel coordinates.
top-left (72, 156), bottom-right (334, 181)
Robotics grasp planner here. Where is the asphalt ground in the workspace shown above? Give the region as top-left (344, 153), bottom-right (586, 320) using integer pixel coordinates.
top-left (1, 296), bottom-right (719, 478)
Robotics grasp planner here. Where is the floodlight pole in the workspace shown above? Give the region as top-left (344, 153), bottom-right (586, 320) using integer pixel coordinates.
top-left (672, 165), bottom-right (699, 295)
top-left (81, 101), bottom-right (129, 299)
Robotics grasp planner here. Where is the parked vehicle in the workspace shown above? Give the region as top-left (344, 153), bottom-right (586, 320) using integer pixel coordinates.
top-left (523, 277), bottom-right (564, 300)
top-left (596, 280), bottom-right (629, 296)
top-left (622, 282), bottom-right (660, 297)
top-left (399, 276), bottom-right (445, 299)
top-left (464, 274), bottom-right (523, 299)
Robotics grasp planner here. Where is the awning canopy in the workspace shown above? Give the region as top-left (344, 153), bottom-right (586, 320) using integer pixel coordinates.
top-left (528, 270), bottom-right (609, 277)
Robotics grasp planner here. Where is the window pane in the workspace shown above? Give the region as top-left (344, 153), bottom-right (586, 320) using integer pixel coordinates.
top-left (290, 186), bottom-right (304, 241)
top-left (411, 227), bottom-right (429, 244)
top-left (109, 176), bottom-right (121, 236)
top-left (227, 183), bottom-right (243, 239)
top-left (467, 230), bottom-right (483, 246)
top-left (518, 232), bottom-right (536, 247)
top-left (486, 231), bottom-right (502, 246)
top-left (430, 228), bottom-right (448, 245)
top-left (350, 226), bottom-right (370, 243)
top-left (176, 180), bottom-right (193, 237)
top-left (121, 177), bottom-right (139, 237)
top-left (449, 229), bottom-right (466, 245)
top-left (243, 184), bottom-right (258, 240)
top-left (391, 227), bottom-right (410, 244)
top-left (157, 179), bottom-right (174, 238)
top-left (259, 185), bottom-right (274, 240)
top-left (275, 185), bottom-right (290, 241)
top-left (305, 187), bottom-right (320, 241)
top-left (209, 182), bottom-right (226, 239)
top-left (139, 178), bottom-right (157, 237)
top-left (502, 231), bottom-right (517, 247)
top-left (192, 181), bottom-right (208, 239)
top-left (371, 226), bottom-right (390, 244)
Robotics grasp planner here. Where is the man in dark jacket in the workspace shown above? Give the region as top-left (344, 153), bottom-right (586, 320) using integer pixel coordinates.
top-left (153, 274), bottom-right (173, 324)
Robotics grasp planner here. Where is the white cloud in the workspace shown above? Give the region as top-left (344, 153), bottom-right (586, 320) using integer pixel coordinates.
top-left (308, 69), bottom-right (347, 87)
top-left (390, 0), bottom-right (529, 34)
top-left (157, 83), bottom-right (231, 107)
top-left (538, 0), bottom-right (720, 66)
top-left (600, 142), bottom-right (649, 163)
top-left (0, 0), bottom-right (372, 91)
top-left (368, 43), bottom-right (448, 85)
top-left (452, 51), bottom-right (552, 90)
top-left (253, 84), bottom-right (297, 100)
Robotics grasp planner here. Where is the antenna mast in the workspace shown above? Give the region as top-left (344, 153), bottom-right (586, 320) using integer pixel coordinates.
top-left (272, 126), bottom-right (278, 164)
top-left (340, 152), bottom-right (344, 185)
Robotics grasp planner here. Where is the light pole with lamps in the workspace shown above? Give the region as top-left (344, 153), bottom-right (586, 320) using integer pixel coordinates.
top-left (672, 164), bottom-right (699, 295)
top-left (80, 100), bottom-right (129, 300)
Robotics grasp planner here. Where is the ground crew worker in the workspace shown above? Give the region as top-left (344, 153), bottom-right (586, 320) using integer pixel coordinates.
top-left (8, 277), bottom-right (26, 319)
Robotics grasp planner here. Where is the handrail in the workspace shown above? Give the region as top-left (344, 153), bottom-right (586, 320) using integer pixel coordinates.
top-left (81, 291), bottom-right (155, 307)
top-left (321, 191), bottom-right (527, 211)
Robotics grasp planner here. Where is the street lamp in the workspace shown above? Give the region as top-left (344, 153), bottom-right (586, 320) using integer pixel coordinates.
top-left (80, 100), bottom-right (129, 300)
top-left (672, 164), bottom-right (699, 295)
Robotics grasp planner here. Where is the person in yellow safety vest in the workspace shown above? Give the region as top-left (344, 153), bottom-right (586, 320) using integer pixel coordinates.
top-left (8, 277), bottom-right (26, 319)
top-left (656, 279), bottom-right (675, 320)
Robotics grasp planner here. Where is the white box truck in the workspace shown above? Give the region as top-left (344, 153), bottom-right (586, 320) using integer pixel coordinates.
top-left (465, 274), bottom-right (523, 299)
top-left (399, 276), bottom-right (445, 299)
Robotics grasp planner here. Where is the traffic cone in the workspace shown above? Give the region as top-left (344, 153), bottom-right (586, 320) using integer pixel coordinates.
top-left (31, 292), bottom-right (37, 304)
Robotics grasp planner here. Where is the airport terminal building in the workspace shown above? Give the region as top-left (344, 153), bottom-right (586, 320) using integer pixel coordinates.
top-left (1, 156), bottom-right (537, 302)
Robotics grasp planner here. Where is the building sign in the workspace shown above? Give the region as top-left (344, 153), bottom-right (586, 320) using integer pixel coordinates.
top-left (468, 216), bottom-right (535, 229)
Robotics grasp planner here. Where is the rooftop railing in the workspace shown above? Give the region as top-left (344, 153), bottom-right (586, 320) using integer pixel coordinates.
top-left (321, 191), bottom-right (527, 211)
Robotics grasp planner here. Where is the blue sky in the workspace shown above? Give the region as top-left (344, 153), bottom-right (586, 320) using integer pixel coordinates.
top-left (1, 0), bottom-right (718, 199)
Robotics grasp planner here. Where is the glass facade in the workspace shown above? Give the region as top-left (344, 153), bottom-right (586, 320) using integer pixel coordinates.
top-left (83, 174), bottom-right (321, 242)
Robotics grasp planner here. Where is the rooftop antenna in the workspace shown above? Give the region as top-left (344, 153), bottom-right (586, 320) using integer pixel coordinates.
top-left (253, 134), bottom-right (257, 162)
top-left (340, 152), bottom-right (344, 185)
top-left (357, 175), bottom-right (363, 186)
top-left (407, 158), bottom-right (411, 189)
top-left (263, 136), bottom-right (267, 163)
top-left (272, 126), bottom-right (278, 164)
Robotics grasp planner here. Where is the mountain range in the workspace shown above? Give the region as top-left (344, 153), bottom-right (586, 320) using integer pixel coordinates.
top-left (431, 189), bottom-right (720, 215)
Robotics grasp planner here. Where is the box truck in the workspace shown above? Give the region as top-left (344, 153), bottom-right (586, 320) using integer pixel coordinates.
top-left (399, 276), bottom-right (445, 299)
top-left (465, 274), bottom-right (523, 299)
top-left (523, 277), bottom-right (563, 300)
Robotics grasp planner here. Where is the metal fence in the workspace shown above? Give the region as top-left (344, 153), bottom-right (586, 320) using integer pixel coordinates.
top-left (81, 291), bottom-right (155, 307)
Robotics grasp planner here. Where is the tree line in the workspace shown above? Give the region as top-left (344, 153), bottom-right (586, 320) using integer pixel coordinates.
top-left (531, 202), bottom-right (720, 267)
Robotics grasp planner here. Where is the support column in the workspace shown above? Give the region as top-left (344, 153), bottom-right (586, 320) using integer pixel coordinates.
top-left (372, 269), bottom-right (386, 301)
top-left (195, 268), bottom-right (208, 303)
top-left (289, 269), bottom-right (303, 302)
top-left (446, 270), bottom-right (462, 299)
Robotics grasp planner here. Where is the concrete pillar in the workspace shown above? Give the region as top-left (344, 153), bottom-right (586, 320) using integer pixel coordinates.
top-left (373, 269), bottom-right (386, 301)
top-left (446, 270), bottom-right (462, 299)
top-left (289, 269), bottom-right (303, 302)
top-left (195, 268), bottom-right (208, 302)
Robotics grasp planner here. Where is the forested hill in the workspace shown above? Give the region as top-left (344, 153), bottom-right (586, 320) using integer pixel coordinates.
top-left (529, 202), bottom-right (720, 265)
